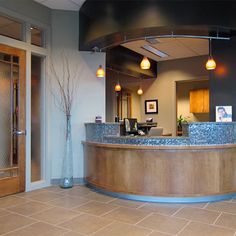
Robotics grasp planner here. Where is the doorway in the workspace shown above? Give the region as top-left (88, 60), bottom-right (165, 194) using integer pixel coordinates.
top-left (0, 44), bottom-right (26, 197)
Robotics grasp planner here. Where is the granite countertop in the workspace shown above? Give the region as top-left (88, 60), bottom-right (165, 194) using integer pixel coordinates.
top-left (103, 135), bottom-right (190, 146)
top-left (85, 122), bottom-right (236, 146)
top-left (104, 135), bottom-right (185, 139)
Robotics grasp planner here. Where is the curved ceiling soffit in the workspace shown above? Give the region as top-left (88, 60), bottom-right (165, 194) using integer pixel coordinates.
top-left (79, 1), bottom-right (236, 51)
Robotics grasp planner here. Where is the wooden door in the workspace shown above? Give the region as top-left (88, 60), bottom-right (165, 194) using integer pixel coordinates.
top-left (0, 44), bottom-right (26, 196)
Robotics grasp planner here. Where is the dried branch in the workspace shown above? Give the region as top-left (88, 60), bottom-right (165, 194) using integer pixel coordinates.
top-left (50, 52), bottom-right (79, 117)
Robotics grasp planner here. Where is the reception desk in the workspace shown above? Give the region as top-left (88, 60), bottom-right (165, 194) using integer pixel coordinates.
top-left (83, 122), bottom-right (236, 203)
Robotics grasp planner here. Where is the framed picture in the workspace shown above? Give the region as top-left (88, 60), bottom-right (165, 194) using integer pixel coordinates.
top-left (216, 106), bottom-right (232, 122)
top-left (145, 99), bottom-right (158, 114)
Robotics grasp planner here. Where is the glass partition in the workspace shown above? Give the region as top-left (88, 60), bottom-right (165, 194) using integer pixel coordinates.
top-left (0, 15), bottom-right (22, 40)
top-left (31, 55), bottom-right (43, 182)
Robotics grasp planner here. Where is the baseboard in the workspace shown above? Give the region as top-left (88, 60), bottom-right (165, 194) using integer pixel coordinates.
top-left (50, 177), bottom-right (86, 185)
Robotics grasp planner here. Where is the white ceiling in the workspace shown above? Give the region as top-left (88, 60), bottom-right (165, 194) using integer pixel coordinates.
top-left (33, 0), bottom-right (86, 11)
top-left (122, 38), bottom-right (209, 62)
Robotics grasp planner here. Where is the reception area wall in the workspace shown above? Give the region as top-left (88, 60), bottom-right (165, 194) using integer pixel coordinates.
top-left (106, 55), bottom-right (209, 135)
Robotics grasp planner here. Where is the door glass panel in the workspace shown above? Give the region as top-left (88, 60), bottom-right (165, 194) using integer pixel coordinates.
top-left (0, 53), bottom-right (19, 178)
top-left (31, 55), bottom-right (42, 182)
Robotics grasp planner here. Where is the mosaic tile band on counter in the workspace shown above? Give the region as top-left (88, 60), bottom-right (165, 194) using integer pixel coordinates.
top-left (84, 122), bottom-right (236, 146)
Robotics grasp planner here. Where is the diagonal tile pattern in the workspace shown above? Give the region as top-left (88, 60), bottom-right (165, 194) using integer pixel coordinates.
top-left (102, 206), bottom-right (151, 224)
top-left (92, 221), bottom-right (151, 236)
top-left (0, 185), bottom-right (235, 236)
top-left (137, 213), bottom-right (189, 235)
top-left (178, 221), bottom-right (235, 236)
top-left (30, 206), bottom-right (79, 224)
top-left (173, 206), bottom-right (220, 224)
top-left (59, 213), bottom-right (113, 234)
top-left (7, 201), bottom-right (52, 216)
top-left (0, 213), bottom-right (36, 235)
top-left (74, 201), bottom-right (119, 216)
top-left (3, 221), bottom-right (68, 236)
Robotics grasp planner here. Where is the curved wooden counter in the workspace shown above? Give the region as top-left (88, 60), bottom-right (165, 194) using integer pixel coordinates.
top-left (83, 141), bottom-right (236, 201)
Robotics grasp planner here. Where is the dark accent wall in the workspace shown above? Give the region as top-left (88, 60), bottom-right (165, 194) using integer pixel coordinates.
top-left (79, 0), bottom-right (236, 50)
top-left (210, 37), bottom-right (236, 121)
top-left (106, 46), bottom-right (157, 79)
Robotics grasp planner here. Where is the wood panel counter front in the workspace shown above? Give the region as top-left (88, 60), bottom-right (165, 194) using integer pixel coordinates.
top-left (83, 141), bottom-right (236, 199)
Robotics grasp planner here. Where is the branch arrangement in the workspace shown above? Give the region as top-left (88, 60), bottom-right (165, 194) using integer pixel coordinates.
top-left (50, 52), bottom-right (79, 117)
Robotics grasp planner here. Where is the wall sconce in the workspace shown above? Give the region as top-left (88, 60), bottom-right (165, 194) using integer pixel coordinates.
top-left (140, 56), bottom-right (150, 70)
top-left (96, 65), bottom-right (105, 78)
top-left (206, 38), bottom-right (216, 70)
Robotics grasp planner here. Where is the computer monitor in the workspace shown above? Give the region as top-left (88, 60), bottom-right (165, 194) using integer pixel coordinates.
top-left (124, 118), bottom-right (138, 135)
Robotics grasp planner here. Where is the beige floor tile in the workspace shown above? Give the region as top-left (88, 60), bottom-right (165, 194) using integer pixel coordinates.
top-left (173, 207), bottom-right (220, 224)
top-left (84, 192), bottom-right (115, 203)
top-left (4, 221), bottom-right (67, 236)
top-left (215, 213), bottom-right (236, 230)
top-left (102, 206), bottom-right (150, 224)
top-left (7, 201), bottom-right (52, 216)
top-left (92, 221), bottom-right (151, 236)
top-left (137, 213), bottom-right (188, 235)
top-left (17, 189), bottom-right (48, 198)
top-left (109, 198), bottom-right (146, 209)
top-left (184, 202), bottom-right (209, 208)
top-left (138, 203), bottom-right (184, 216)
top-left (74, 201), bottom-right (118, 216)
top-left (231, 198), bottom-right (236, 203)
top-left (149, 231), bottom-right (174, 236)
top-left (30, 207), bottom-right (79, 224)
top-left (44, 185), bottom-right (68, 193)
top-left (48, 195), bottom-right (90, 209)
top-left (26, 191), bottom-right (65, 202)
top-left (0, 209), bottom-right (10, 217)
top-left (0, 195), bottom-right (29, 208)
top-left (62, 232), bottom-right (85, 236)
top-left (65, 186), bottom-right (92, 197)
top-left (206, 201), bottom-right (236, 214)
top-left (178, 221), bottom-right (235, 236)
top-left (0, 213), bottom-right (36, 235)
top-left (59, 213), bottom-right (113, 234)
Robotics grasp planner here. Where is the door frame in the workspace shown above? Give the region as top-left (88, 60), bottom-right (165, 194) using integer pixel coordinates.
top-left (0, 11), bottom-right (50, 192)
top-left (0, 44), bottom-right (26, 196)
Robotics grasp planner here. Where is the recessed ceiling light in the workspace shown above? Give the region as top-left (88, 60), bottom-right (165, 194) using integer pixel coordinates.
top-left (142, 45), bottom-right (169, 58)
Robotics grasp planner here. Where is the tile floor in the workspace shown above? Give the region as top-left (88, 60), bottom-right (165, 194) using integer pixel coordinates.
top-left (0, 185), bottom-right (236, 235)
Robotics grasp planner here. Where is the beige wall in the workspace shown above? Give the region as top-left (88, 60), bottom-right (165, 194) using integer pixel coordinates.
top-left (50, 11), bottom-right (106, 179)
top-left (106, 56), bottom-right (209, 134)
top-left (141, 55), bottom-right (209, 135)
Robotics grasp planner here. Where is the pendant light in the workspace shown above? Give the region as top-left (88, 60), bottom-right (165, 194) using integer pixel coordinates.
top-left (140, 56), bottom-right (150, 70)
top-left (137, 78), bottom-right (143, 95)
top-left (115, 82), bottom-right (121, 92)
top-left (96, 65), bottom-right (105, 77)
top-left (114, 71), bottom-right (121, 92)
top-left (137, 87), bottom-right (143, 95)
top-left (206, 38), bottom-right (216, 70)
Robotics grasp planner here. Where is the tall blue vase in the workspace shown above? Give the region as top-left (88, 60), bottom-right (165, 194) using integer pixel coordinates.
top-left (60, 115), bottom-right (74, 188)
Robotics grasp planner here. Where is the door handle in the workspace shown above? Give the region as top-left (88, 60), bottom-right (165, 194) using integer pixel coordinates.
top-left (13, 130), bottom-right (26, 135)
